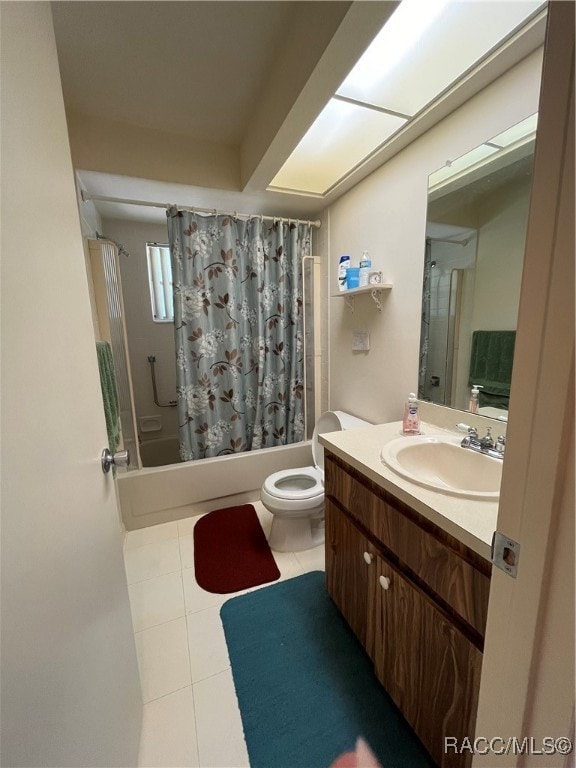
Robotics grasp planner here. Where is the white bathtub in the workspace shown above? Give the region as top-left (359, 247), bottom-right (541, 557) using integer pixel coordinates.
top-left (118, 440), bottom-right (314, 530)
top-left (139, 437), bottom-right (181, 468)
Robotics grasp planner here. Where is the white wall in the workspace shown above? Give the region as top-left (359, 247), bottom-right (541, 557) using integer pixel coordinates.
top-left (0, 4), bottom-right (142, 765)
top-left (472, 176), bottom-right (531, 331)
top-left (102, 218), bottom-right (179, 441)
top-left (67, 110), bottom-right (240, 191)
top-left (326, 49), bottom-right (543, 425)
top-left (75, 171), bottom-right (102, 238)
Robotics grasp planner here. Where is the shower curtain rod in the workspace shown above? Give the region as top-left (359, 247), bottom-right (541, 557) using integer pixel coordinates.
top-left (81, 191), bottom-right (321, 228)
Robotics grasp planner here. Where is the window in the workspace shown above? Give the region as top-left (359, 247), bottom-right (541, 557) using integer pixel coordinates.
top-left (146, 243), bottom-right (174, 322)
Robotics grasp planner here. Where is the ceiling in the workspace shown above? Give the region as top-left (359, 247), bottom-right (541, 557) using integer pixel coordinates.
top-left (53, 0), bottom-right (383, 223)
top-left (52, 1), bottom-right (546, 225)
top-left (52, 1), bottom-right (301, 145)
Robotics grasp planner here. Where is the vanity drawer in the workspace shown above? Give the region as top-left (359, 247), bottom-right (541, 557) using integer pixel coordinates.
top-left (324, 454), bottom-right (376, 532)
top-left (325, 453), bottom-right (491, 640)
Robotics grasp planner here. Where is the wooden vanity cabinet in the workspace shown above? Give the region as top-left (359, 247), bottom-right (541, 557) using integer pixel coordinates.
top-left (325, 497), bottom-right (374, 652)
top-left (324, 452), bottom-right (491, 768)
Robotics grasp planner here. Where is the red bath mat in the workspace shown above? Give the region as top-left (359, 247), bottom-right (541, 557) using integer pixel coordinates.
top-left (193, 504), bottom-right (280, 593)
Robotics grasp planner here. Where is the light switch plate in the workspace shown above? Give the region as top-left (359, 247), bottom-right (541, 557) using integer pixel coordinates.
top-left (352, 330), bottom-right (370, 351)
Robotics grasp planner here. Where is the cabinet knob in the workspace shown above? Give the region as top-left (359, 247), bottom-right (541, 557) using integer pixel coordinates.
top-left (363, 552), bottom-right (374, 565)
top-left (379, 575), bottom-right (391, 590)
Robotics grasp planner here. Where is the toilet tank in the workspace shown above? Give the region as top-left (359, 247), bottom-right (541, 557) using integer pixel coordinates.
top-left (312, 411), bottom-right (372, 471)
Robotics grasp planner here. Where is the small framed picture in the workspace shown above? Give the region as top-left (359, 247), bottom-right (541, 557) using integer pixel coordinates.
top-left (368, 271), bottom-right (383, 285)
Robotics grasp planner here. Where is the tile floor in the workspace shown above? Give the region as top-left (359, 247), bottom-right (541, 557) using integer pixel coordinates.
top-left (124, 501), bottom-right (325, 767)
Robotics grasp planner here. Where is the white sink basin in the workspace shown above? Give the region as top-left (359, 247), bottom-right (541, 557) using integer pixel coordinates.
top-left (380, 435), bottom-right (502, 500)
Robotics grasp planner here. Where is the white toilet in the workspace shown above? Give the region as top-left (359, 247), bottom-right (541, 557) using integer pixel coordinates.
top-left (261, 411), bottom-right (371, 552)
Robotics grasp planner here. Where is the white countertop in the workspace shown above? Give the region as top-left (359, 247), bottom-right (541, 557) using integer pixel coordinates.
top-left (319, 420), bottom-right (499, 561)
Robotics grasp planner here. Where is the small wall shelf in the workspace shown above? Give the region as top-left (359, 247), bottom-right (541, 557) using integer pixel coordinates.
top-left (332, 284), bottom-right (392, 312)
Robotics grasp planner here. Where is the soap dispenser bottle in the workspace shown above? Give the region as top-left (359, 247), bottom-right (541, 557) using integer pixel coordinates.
top-left (402, 393), bottom-right (421, 435)
top-left (468, 384), bottom-right (483, 413)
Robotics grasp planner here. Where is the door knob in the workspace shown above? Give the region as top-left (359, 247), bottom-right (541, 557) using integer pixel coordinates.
top-left (379, 575), bottom-right (391, 590)
top-left (101, 448), bottom-right (130, 474)
top-left (363, 552), bottom-right (374, 564)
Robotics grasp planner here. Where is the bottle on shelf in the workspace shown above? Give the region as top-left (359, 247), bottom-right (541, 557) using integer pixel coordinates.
top-left (359, 250), bottom-right (372, 287)
top-left (338, 255), bottom-right (351, 292)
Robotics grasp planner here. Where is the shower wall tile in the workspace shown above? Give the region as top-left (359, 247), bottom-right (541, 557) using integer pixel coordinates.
top-left (103, 218), bottom-right (179, 443)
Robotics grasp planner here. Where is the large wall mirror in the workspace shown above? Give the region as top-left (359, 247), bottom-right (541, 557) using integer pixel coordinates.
top-left (418, 113), bottom-right (537, 419)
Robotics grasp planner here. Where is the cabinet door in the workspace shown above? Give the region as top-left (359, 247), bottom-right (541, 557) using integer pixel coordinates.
top-left (374, 555), bottom-right (482, 768)
top-left (325, 499), bottom-right (375, 653)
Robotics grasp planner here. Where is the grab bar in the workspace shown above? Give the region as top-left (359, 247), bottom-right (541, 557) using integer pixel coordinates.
top-left (147, 355), bottom-right (177, 408)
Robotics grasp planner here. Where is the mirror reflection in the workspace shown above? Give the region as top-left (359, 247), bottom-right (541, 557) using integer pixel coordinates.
top-left (418, 114), bottom-right (537, 419)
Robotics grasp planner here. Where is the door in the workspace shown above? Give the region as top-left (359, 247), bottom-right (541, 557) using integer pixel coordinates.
top-left (473, 5), bottom-right (575, 764)
top-left (1, 5), bottom-right (142, 767)
top-left (374, 555), bottom-right (483, 768)
top-left (325, 499), bottom-right (374, 652)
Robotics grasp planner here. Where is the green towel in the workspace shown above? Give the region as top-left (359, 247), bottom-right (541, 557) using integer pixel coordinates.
top-left (468, 330), bottom-right (516, 409)
top-left (96, 341), bottom-right (121, 455)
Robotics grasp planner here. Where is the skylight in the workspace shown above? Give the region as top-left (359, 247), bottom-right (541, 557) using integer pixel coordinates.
top-left (269, 99), bottom-right (406, 196)
top-left (270, 0), bottom-right (546, 197)
top-left (428, 112), bottom-right (538, 191)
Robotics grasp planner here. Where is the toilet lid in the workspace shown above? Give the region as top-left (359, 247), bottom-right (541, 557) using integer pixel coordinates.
top-left (312, 411), bottom-right (343, 471)
top-left (263, 467), bottom-right (324, 500)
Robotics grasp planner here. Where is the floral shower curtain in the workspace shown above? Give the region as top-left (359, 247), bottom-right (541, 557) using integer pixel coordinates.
top-left (167, 209), bottom-right (311, 461)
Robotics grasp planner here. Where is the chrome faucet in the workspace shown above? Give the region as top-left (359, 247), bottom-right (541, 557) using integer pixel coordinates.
top-left (479, 426), bottom-right (494, 450)
top-left (459, 426), bottom-right (479, 449)
top-left (460, 425), bottom-right (505, 460)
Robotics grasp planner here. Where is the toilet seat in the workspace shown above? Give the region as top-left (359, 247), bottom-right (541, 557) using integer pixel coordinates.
top-left (261, 411), bottom-right (364, 506)
top-left (260, 411), bottom-right (372, 551)
top-left (262, 466), bottom-right (323, 501)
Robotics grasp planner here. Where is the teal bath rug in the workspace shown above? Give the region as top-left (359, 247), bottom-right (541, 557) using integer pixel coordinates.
top-left (220, 571), bottom-right (435, 768)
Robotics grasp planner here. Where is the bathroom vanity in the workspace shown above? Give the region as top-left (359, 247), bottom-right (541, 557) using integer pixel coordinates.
top-left (320, 420), bottom-right (497, 768)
